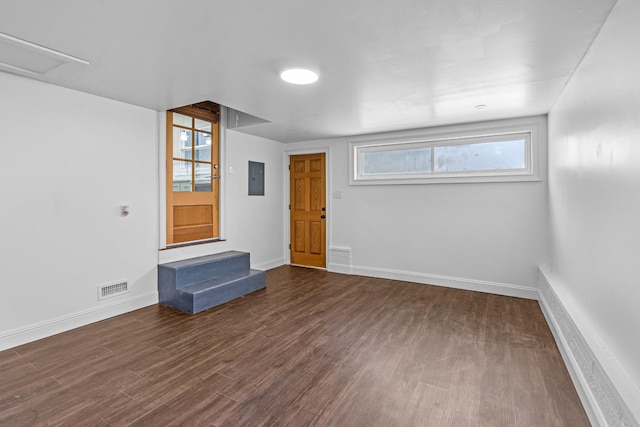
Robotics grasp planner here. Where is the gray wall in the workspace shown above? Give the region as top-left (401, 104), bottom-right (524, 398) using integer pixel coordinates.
top-left (286, 116), bottom-right (548, 297)
top-left (547, 0), bottom-right (640, 417)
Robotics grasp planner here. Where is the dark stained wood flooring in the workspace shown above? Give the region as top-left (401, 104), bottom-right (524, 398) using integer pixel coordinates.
top-left (0, 266), bottom-right (589, 426)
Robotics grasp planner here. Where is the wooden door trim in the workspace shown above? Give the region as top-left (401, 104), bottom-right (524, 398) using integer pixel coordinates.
top-left (166, 112), bottom-right (174, 244)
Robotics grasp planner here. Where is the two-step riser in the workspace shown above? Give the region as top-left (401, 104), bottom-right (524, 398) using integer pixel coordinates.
top-left (158, 251), bottom-right (266, 314)
top-left (191, 271), bottom-right (265, 313)
top-left (159, 251), bottom-right (249, 288)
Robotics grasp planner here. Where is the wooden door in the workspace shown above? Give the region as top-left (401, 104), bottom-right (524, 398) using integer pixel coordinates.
top-left (290, 153), bottom-right (326, 268)
top-left (166, 108), bottom-right (219, 244)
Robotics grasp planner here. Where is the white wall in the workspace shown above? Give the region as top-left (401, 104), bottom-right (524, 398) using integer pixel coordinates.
top-left (546, 0), bottom-right (640, 420)
top-left (286, 116), bottom-right (548, 298)
top-left (0, 72), bottom-right (159, 350)
top-left (159, 130), bottom-right (285, 270)
top-left (0, 72), bottom-right (284, 350)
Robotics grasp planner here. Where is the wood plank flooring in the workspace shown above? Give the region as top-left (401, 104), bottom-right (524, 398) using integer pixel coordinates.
top-left (0, 266), bottom-right (590, 426)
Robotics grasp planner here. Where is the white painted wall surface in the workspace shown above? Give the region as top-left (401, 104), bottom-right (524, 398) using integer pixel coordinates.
top-left (159, 130), bottom-right (285, 270)
top-left (286, 117), bottom-right (548, 296)
top-left (547, 0), bottom-right (640, 417)
top-left (0, 72), bottom-right (159, 349)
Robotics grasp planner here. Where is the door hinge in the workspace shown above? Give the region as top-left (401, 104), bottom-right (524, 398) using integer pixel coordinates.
top-left (289, 243), bottom-right (291, 249)
top-left (288, 204), bottom-right (291, 210)
top-left (288, 164), bottom-right (290, 170)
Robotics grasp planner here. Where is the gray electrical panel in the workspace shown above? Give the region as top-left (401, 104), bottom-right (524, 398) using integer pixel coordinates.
top-left (248, 161), bottom-right (265, 196)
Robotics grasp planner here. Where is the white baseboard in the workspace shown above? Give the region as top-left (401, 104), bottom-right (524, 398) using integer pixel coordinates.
top-left (538, 267), bottom-right (639, 427)
top-left (253, 257), bottom-right (286, 271)
top-left (327, 263), bottom-right (353, 275)
top-left (0, 292), bottom-right (158, 352)
top-left (349, 264), bottom-right (538, 300)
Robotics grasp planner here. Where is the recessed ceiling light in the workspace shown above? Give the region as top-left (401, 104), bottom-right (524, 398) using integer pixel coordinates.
top-left (474, 104), bottom-right (488, 110)
top-left (280, 68), bottom-right (319, 85)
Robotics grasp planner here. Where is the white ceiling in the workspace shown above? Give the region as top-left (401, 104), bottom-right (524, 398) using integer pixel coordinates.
top-left (0, 0), bottom-right (616, 142)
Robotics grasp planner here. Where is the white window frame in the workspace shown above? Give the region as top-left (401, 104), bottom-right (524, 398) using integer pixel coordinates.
top-left (350, 116), bottom-right (544, 185)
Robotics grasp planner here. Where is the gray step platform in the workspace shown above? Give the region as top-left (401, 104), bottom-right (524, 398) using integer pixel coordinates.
top-left (158, 251), bottom-right (266, 314)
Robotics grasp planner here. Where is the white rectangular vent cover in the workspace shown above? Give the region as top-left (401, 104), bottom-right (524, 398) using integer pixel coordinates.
top-left (0, 32), bottom-right (90, 79)
top-left (97, 280), bottom-right (129, 300)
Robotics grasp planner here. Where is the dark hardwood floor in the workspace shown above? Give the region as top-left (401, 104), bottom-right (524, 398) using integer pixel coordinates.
top-left (0, 266), bottom-right (589, 426)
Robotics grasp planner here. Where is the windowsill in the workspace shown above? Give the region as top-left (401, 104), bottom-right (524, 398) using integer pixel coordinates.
top-left (350, 174), bottom-right (542, 185)
top-left (161, 238), bottom-right (226, 250)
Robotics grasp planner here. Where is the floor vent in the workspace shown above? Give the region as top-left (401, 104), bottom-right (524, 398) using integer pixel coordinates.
top-left (98, 280), bottom-right (129, 300)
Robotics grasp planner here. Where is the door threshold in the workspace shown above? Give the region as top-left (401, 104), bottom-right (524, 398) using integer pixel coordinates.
top-left (162, 238), bottom-right (226, 250)
top-left (289, 263), bottom-right (326, 271)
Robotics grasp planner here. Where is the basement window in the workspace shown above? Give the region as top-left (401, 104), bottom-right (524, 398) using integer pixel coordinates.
top-left (350, 118), bottom-right (543, 185)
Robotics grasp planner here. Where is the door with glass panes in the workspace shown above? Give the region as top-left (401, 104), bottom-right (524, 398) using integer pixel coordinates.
top-left (166, 106), bottom-right (219, 244)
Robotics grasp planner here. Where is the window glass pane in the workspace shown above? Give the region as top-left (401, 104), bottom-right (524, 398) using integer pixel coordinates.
top-left (195, 131), bottom-right (212, 162)
top-left (172, 113), bottom-right (192, 128)
top-left (172, 127), bottom-right (192, 159)
top-left (173, 160), bottom-right (192, 192)
top-left (195, 162), bottom-right (212, 192)
top-left (362, 147), bottom-right (431, 175)
top-left (195, 118), bottom-right (212, 132)
top-left (434, 139), bottom-right (525, 172)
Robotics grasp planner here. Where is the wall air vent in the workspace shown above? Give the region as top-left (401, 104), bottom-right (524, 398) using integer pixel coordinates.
top-left (97, 280), bottom-right (129, 300)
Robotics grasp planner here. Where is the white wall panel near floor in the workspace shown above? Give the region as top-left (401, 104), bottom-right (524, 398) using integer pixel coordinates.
top-left (546, 0), bottom-right (640, 424)
top-left (0, 72), bottom-right (159, 350)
